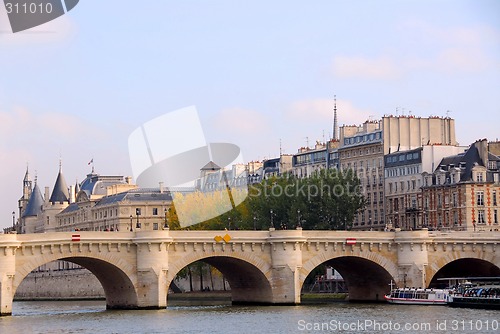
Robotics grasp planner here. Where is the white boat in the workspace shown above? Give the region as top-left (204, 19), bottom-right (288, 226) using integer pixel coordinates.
top-left (385, 287), bottom-right (449, 305)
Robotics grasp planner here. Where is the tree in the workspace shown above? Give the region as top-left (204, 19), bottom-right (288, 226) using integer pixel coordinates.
top-left (166, 168), bottom-right (365, 230)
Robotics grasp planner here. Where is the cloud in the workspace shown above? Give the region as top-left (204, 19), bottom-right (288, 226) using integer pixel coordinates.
top-left (333, 21), bottom-right (500, 80)
top-left (0, 107), bottom-right (93, 144)
top-left (286, 98), bottom-right (373, 126)
top-left (211, 107), bottom-right (270, 135)
top-left (332, 56), bottom-right (401, 80)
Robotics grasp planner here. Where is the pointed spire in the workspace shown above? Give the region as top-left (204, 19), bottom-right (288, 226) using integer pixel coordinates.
top-left (332, 95), bottom-right (338, 141)
top-left (49, 161), bottom-right (70, 204)
top-left (23, 163), bottom-right (31, 182)
top-left (23, 182), bottom-right (44, 217)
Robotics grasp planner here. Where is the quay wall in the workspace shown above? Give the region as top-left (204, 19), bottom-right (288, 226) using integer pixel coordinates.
top-left (14, 269), bottom-right (104, 300)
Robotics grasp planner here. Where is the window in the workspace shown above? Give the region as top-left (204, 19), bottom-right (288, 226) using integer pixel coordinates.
top-left (454, 211), bottom-right (458, 225)
top-left (152, 208), bottom-right (158, 216)
top-left (153, 223), bottom-right (159, 230)
top-left (495, 210), bottom-right (498, 224)
top-left (477, 172), bottom-right (484, 182)
top-left (478, 210), bottom-right (486, 224)
top-left (437, 194), bottom-right (442, 207)
top-left (494, 191), bottom-right (497, 206)
top-left (477, 191), bottom-right (484, 206)
top-left (452, 193), bottom-right (457, 207)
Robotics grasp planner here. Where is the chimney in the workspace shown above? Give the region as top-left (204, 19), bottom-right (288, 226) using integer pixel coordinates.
top-left (44, 187), bottom-right (50, 204)
top-left (69, 185), bottom-right (75, 203)
top-left (159, 182), bottom-right (164, 194)
top-left (125, 176), bottom-right (132, 185)
top-left (476, 139), bottom-right (489, 167)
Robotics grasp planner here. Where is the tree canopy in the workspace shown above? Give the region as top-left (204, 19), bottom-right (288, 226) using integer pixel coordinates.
top-left (167, 169), bottom-right (365, 230)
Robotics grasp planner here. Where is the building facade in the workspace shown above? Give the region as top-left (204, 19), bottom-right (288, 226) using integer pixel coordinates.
top-left (384, 145), bottom-right (467, 230)
top-left (421, 140), bottom-right (500, 231)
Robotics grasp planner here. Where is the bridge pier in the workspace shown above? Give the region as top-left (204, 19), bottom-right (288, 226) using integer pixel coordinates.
top-left (396, 230), bottom-right (428, 289)
top-left (0, 235), bottom-right (19, 316)
top-left (268, 229), bottom-right (304, 305)
top-left (133, 231), bottom-right (170, 310)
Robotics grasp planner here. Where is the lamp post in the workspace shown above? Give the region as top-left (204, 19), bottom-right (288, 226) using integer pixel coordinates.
top-left (12, 211), bottom-right (15, 232)
top-left (297, 210), bottom-right (301, 228)
top-left (253, 216), bottom-right (257, 230)
top-left (270, 209), bottom-right (274, 229)
top-left (129, 215), bottom-right (133, 231)
top-left (227, 217), bottom-right (231, 230)
top-left (164, 208), bottom-right (169, 229)
top-left (136, 208), bottom-right (141, 229)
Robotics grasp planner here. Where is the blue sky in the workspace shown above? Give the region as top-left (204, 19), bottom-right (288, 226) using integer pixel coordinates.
top-left (1, 0), bottom-right (499, 229)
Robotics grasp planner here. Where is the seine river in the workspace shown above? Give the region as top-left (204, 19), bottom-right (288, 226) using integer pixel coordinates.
top-left (0, 300), bottom-right (498, 334)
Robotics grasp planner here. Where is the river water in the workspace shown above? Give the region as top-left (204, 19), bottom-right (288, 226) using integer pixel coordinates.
top-left (0, 300), bottom-right (498, 333)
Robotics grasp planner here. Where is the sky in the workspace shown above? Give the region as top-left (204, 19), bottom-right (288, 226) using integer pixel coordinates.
top-left (0, 0), bottom-right (499, 229)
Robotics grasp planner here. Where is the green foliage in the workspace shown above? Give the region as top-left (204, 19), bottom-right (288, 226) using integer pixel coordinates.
top-left (247, 169), bottom-right (365, 230)
top-left (168, 169), bottom-right (365, 230)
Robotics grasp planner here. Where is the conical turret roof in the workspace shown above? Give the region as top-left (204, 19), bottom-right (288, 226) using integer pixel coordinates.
top-left (49, 166), bottom-right (70, 203)
top-left (23, 183), bottom-right (44, 217)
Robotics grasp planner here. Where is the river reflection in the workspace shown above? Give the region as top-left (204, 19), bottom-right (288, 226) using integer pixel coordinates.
top-left (1, 300), bottom-right (498, 334)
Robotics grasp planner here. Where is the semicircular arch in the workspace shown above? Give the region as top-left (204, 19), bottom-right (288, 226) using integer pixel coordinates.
top-left (167, 252), bottom-right (273, 304)
top-left (14, 252), bottom-right (138, 308)
top-left (300, 252), bottom-right (399, 301)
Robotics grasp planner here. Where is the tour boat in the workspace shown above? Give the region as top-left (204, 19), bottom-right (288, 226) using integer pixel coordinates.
top-left (447, 285), bottom-right (500, 310)
top-left (384, 287), bottom-right (449, 305)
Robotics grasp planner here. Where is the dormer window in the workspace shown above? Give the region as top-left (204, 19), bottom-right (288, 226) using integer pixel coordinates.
top-left (476, 173), bottom-right (484, 182)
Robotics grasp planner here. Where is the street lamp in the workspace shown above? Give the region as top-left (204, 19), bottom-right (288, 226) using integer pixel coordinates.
top-left (227, 217), bottom-right (231, 230)
top-left (253, 216), bottom-right (257, 230)
top-left (129, 215), bottom-right (133, 231)
top-left (164, 208), bottom-right (170, 229)
top-left (270, 209), bottom-right (274, 229)
top-left (297, 210), bottom-right (301, 228)
top-left (136, 208), bottom-right (141, 229)
top-left (12, 211), bottom-right (15, 231)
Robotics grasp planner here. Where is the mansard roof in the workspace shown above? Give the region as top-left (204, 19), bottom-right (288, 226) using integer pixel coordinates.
top-left (23, 183), bottom-right (44, 217)
top-left (434, 140), bottom-right (500, 183)
top-left (49, 169), bottom-right (70, 203)
top-left (79, 173), bottom-right (126, 197)
top-left (93, 188), bottom-right (173, 207)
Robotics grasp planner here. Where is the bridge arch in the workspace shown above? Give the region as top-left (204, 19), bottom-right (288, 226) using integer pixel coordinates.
top-left (428, 256), bottom-right (500, 288)
top-left (425, 249), bottom-right (500, 287)
top-left (14, 254), bottom-right (138, 310)
top-left (167, 253), bottom-right (273, 304)
top-left (300, 253), bottom-right (398, 301)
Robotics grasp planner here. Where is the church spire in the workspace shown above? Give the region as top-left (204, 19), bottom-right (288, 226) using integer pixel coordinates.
top-left (332, 95), bottom-right (338, 141)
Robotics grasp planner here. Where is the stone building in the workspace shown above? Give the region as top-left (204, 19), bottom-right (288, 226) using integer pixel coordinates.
top-left (421, 139), bottom-right (500, 231)
top-left (339, 115), bottom-right (458, 231)
top-left (384, 145), bottom-right (467, 230)
top-left (292, 139), bottom-right (340, 178)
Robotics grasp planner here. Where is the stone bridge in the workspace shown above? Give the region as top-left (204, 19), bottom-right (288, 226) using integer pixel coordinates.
top-left (1, 229), bottom-right (499, 315)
